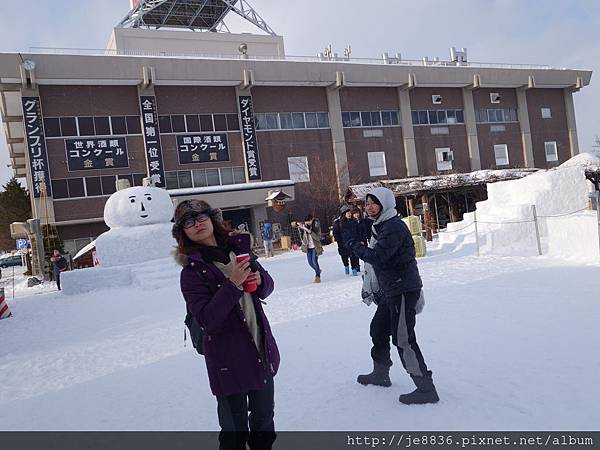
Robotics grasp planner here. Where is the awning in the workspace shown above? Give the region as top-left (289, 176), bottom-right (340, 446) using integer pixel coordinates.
top-left (73, 240), bottom-right (96, 260)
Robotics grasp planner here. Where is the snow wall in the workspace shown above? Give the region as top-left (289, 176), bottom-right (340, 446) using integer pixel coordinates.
top-left (439, 163), bottom-right (599, 262)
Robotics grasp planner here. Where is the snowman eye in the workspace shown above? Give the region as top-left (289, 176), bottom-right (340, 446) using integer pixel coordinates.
top-left (145, 196), bottom-right (152, 201)
top-left (130, 198), bottom-right (135, 203)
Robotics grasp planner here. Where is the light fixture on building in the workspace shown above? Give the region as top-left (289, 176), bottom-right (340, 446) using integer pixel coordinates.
top-left (238, 43), bottom-right (248, 59)
top-left (265, 190), bottom-right (291, 212)
top-left (22, 60), bottom-right (36, 71)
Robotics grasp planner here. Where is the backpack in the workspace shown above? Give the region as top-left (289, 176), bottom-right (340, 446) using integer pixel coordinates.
top-left (184, 311), bottom-right (205, 355)
top-left (183, 271), bottom-right (207, 355)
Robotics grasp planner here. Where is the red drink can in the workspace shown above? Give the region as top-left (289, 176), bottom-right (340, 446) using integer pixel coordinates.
top-left (235, 253), bottom-right (257, 293)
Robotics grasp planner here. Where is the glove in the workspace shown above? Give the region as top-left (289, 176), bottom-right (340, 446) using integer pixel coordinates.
top-left (341, 220), bottom-right (360, 246)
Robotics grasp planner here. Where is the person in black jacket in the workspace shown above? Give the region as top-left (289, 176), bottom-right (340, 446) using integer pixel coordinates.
top-left (50, 249), bottom-right (67, 291)
top-left (332, 205), bottom-right (360, 276)
top-left (342, 187), bottom-right (439, 405)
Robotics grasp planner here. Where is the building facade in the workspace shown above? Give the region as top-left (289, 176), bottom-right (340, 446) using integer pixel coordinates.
top-left (0, 29), bottom-right (592, 255)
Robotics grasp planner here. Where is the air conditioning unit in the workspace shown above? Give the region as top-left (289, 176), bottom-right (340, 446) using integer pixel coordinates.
top-left (432, 94), bottom-right (443, 104)
top-left (490, 93), bottom-right (501, 103)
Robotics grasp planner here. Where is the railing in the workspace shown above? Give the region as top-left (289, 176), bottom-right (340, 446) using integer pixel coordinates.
top-left (27, 46), bottom-right (557, 70)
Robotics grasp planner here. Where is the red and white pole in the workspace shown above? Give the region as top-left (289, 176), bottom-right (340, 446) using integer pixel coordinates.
top-left (0, 287), bottom-right (13, 319)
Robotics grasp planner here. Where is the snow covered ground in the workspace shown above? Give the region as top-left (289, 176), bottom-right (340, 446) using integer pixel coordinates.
top-left (1, 241), bottom-right (599, 431)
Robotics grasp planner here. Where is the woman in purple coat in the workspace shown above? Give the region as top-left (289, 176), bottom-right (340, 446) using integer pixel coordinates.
top-left (173, 199), bottom-right (279, 450)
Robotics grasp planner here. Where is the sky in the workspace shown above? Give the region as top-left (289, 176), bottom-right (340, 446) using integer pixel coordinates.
top-left (0, 0), bottom-right (598, 186)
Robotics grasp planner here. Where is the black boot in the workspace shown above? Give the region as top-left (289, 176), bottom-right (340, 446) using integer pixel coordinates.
top-left (357, 362), bottom-right (392, 387)
top-left (399, 372), bottom-right (439, 404)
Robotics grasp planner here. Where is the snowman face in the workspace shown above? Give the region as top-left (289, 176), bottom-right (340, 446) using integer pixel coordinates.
top-left (104, 186), bottom-right (174, 228)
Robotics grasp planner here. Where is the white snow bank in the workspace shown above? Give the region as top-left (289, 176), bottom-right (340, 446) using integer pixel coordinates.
top-left (439, 161), bottom-right (597, 261)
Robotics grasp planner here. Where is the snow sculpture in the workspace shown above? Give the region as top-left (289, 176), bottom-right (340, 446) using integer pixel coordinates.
top-left (95, 186), bottom-right (176, 267)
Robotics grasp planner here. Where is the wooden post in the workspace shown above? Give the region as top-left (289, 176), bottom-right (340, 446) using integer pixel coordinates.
top-left (408, 197), bottom-right (415, 216)
top-left (531, 205), bottom-right (542, 256)
top-left (421, 194), bottom-right (433, 241)
top-left (433, 193), bottom-right (440, 233)
top-left (449, 194), bottom-right (458, 223)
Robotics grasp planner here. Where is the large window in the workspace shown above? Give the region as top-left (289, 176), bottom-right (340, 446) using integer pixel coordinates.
top-left (166, 166), bottom-right (246, 189)
top-left (157, 113), bottom-right (240, 134)
top-left (255, 112), bottom-right (330, 130)
top-left (367, 152), bottom-right (387, 177)
top-left (411, 110), bottom-right (464, 126)
top-left (493, 144), bottom-right (509, 166)
top-left (544, 141), bottom-right (558, 162)
top-left (475, 108), bottom-right (518, 123)
top-left (51, 173), bottom-right (146, 199)
top-left (342, 110), bottom-right (400, 128)
top-left (44, 115), bottom-right (144, 138)
top-left (287, 156), bottom-right (310, 182)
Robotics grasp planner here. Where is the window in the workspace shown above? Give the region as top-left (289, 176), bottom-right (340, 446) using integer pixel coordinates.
top-left (177, 171), bottom-right (192, 188)
top-left (132, 173), bottom-right (145, 186)
top-left (418, 111), bottom-right (428, 125)
top-left (192, 169), bottom-right (206, 187)
top-left (370, 111), bottom-right (382, 126)
top-left (66, 178), bottom-right (84, 198)
top-left (226, 113), bottom-right (240, 131)
top-left (490, 93), bottom-right (501, 104)
top-left (436, 110), bottom-right (447, 124)
top-left (368, 152), bottom-right (387, 176)
top-left (85, 177), bottom-right (102, 196)
top-left (264, 113), bottom-right (279, 130)
top-left (166, 171), bottom-right (179, 189)
top-left (305, 112), bottom-right (318, 129)
top-left (279, 112), bottom-right (293, 129)
top-left (233, 167), bottom-right (246, 184)
top-left (199, 114), bottom-right (214, 132)
top-left (430, 127), bottom-right (449, 135)
top-left (428, 110), bottom-right (439, 125)
top-left (317, 112), bottom-right (329, 128)
top-left (43, 118), bottom-right (61, 137)
top-left (342, 112), bottom-right (351, 128)
top-left (292, 113), bottom-right (306, 129)
top-left (59, 117), bottom-right (77, 136)
top-left (363, 129), bottom-right (384, 138)
top-left (544, 141), bottom-right (558, 162)
top-left (171, 115), bottom-right (186, 133)
top-left (390, 111), bottom-right (400, 125)
top-left (446, 110), bottom-right (456, 124)
top-left (94, 117), bottom-right (110, 135)
top-left (541, 107), bottom-right (552, 119)
top-left (126, 116), bottom-right (142, 134)
top-left (360, 112), bottom-right (372, 127)
top-left (435, 147), bottom-right (453, 171)
top-left (349, 112), bottom-right (361, 127)
top-left (117, 174), bottom-right (133, 188)
top-left (494, 144), bottom-right (509, 166)
top-left (101, 176), bottom-right (117, 195)
top-left (206, 168), bottom-right (221, 186)
top-left (490, 125), bottom-right (506, 133)
top-left (381, 111), bottom-right (392, 126)
top-left (287, 156), bottom-right (310, 182)
top-left (158, 115), bottom-right (172, 133)
top-left (111, 116), bottom-right (127, 135)
top-left (51, 179), bottom-right (68, 199)
top-left (213, 114), bottom-right (227, 132)
top-left (77, 117), bottom-right (95, 136)
top-left (219, 167), bottom-right (234, 185)
top-left (185, 114), bottom-right (200, 132)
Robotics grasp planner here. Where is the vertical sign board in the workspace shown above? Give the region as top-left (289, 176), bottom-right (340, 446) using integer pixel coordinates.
top-left (21, 97), bottom-right (52, 197)
top-left (238, 95), bottom-right (262, 181)
top-left (139, 96), bottom-right (166, 188)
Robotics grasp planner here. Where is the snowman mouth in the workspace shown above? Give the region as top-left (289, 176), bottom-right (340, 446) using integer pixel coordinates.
top-left (140, 214), bottom-right (148, 218)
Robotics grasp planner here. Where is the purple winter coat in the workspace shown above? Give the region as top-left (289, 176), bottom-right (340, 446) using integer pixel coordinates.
top-left (179, 233), bottom-right (280, 397)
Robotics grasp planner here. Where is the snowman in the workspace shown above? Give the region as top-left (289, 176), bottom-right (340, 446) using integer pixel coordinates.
top-left (95, 186), bottom-right (176, 267)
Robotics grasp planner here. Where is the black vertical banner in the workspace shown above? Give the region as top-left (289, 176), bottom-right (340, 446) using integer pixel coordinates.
top-left (139, 96), bottom-right (166, 188)
top-left (238, 95), bottom-right (261, 181)
top-left (21, 97), bottom-right (52, 198)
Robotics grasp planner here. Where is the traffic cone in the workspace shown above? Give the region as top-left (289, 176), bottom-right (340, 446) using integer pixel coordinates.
top-left (0, 288), bottom-right (13, 320)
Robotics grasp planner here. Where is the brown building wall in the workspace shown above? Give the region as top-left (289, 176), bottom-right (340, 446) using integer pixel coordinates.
top-left (58, 222), bottom-right (109, 240)
top-left (40, 85), bottom-right (140, 116)
top-left (526, 88), bottom-right (570, 168)
top-left (476, 123), bottom-right (524, 169)
top-left (252, 86), bottom-right (328, 112)
top-left (256, 128), bottom-right (335, 220)
top-left (339, 87), bottom-right (399, 111)
top-left (344, 127), bottom-right (406, 183)
top-left (472, 88), bottom-right (523, 169)
top-left (155, 86), bottom-right (238, 113)
top-left (53, 197), bottom-right (108, 222)
top-left (409, 87), bottom-right (463, 109)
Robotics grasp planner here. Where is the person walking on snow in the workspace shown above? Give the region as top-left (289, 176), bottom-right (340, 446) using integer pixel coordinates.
top-left (50, 249), bottom-right (67, 291)
top-left (292, 214), bottom-right (323, 283)
top-left (332, 205), bottom-right (360, 276)
top-left (341, 187), bottom-right (438, 405)
top-left (174, 199), bottom-right (279, 449)
top-left (261, 222), bottom-right (275, 258)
